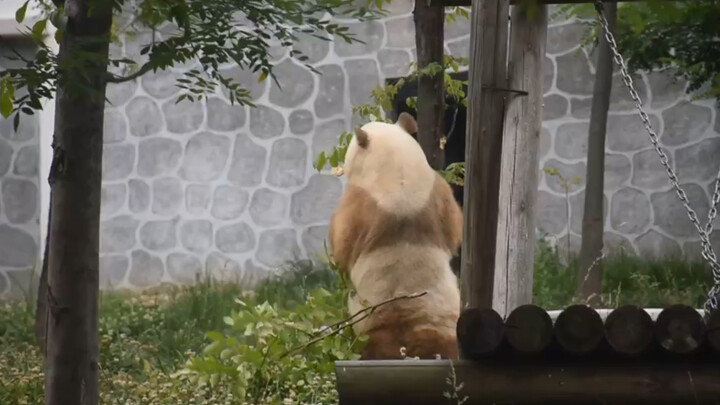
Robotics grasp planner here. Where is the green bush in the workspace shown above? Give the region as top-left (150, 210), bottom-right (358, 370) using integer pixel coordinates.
top-left (177, 286), bottom-right (364, 404)
top-left (172, 259), bottom-right (364, 404)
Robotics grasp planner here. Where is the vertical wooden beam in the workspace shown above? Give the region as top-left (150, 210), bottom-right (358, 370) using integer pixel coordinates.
top-left (461, 0), bottom-right (511, 309)
top-left (413, 1), bottom-right (446, 170)
top-left (493, 5), bottom-right (548, 318)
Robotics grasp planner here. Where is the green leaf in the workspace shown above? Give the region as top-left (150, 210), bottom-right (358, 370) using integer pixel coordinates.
top-left (206, 331), bottom-right (224, 342)
top-left (339, 145), bottom-right (348, 161)
top-left (15, 1), bottom-right (29, 23)
top-left (219, 348), bottom-right (234, 361)
top-left (329, 149), bottom-right (339, 167)
top-left (258, 70), bottom-right (269, 83)
top-left (203, 341), bottom-right (222, 355)
top-left (314, 151), bottom-right (327, 172)
top-left (0, 96), bottom-right (13, 118)
top-left (0, 80), bottom-right (14, 119)
top-left (32, 19), bottom-right (47, 41)
top-left (210, 373), bottom-right (220, 387)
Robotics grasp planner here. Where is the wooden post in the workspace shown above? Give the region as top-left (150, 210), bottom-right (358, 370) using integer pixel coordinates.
top-left (493, 4), bottom-right (548, 318)
top-left (413, 0), bottom-right (446, 171)
top-left (461, 0), bottom-right (511, 310)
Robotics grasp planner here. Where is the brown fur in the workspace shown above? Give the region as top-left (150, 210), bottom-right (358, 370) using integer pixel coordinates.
top-left (361, 324), bottom-right (459, 360)
top-left (354, 126), bottom-right (369, 147)
top-left (396, 112), bottom-right (418, 136)
top-left (357, 301), bottom-right (460, 359)
top-left (328, 173), bottom-right (463, 277)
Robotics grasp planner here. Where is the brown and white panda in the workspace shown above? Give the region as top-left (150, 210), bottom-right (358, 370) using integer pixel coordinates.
top-left (328, 113), bottom-right (463, 360)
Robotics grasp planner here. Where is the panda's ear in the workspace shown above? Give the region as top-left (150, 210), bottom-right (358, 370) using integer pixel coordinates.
top-left (396, 112), bottom-right (418, 135)
top-left (354, 127), bottom-right (369, 148)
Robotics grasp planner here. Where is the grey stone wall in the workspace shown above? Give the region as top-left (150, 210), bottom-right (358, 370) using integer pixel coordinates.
top-left (537, 21), bottom-right (720, 259)
top-left (0, 39), bottom-right (41, 299)
top-left (1, 1), bottom-right (719, 298)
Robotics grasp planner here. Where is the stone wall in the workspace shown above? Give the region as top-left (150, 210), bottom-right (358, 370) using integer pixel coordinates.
top-left (0, 39), bottom-right (41, 299)
top-left (1, 0), bottom-right (719, 298)
top-left (537, 22), bottom-right (720, 259)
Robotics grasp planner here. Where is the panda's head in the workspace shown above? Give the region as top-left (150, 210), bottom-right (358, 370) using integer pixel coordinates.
top-left (343, 112), bottom-right (430, 182)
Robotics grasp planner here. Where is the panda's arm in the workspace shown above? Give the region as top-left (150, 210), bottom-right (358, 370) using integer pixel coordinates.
top-left (436, 175), bottom-right (464, 255)
top-left (329, 185), bottom-right (373, 274)
top-left (328, 198), bottom-right (355, 276)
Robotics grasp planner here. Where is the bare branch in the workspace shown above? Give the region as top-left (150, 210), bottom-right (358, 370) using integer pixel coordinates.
top-left (105, 63), bottom-right (153, 83)
top-left (279, 290), bottom-right (428, 359)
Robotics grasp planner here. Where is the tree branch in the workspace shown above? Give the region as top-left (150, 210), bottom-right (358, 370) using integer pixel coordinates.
top-left (105, 63), bottom-right (154, 84)
top-left (279, 291), bottom-right (428, 359)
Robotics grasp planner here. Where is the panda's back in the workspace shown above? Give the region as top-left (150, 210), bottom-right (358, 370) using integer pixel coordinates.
top-left (349, 243), bottom-right (460, 335)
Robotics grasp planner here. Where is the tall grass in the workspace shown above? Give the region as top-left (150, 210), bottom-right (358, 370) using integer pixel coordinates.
top-left (533, 238), bottom-right (712, 309)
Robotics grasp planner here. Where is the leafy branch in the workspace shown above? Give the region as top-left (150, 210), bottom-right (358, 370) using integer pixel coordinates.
top-left (1, 0), bottom-right (394, 126)
top-left (553, 0), bottom-right (720, 103)
top-left (280, 290), bottom-right (428, 359)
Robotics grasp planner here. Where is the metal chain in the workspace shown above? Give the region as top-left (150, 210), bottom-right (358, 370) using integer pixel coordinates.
top-left (593, 0), bottom-right (720, 313)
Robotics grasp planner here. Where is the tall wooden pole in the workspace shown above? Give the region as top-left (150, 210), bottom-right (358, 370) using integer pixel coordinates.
top-left (461, 0), bottom-right (511, 309)
top-left (414, 0), bottom-right (446, 171)
top-left (493, 5), bottom-right (548, 318)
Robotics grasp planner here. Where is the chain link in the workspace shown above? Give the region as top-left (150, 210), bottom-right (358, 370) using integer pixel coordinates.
top-left (592, 0), bottom-right (720, 313)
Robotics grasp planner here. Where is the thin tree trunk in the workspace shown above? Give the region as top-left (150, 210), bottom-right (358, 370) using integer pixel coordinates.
top-left (44, 0), bottom-right (112, 403)
top-left (413, 0), bottom-right (445, 170)
top-left (34, 201), bottom-right (51, 350)
top-left (577, 2), bottom-right (617, 306)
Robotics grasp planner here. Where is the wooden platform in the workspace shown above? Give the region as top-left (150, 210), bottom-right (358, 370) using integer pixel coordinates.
top-left (334, 304), bottom-right (720, 404)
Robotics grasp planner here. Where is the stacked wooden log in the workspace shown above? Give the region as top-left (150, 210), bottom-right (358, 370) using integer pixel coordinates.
top-left (457, 304), bottom-right (720, 361)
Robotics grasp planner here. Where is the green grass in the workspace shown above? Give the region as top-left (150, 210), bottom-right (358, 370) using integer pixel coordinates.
top-left (532, 238), bottom-right (712, 309)
top-left (0, 242), bottom-right (715, 403)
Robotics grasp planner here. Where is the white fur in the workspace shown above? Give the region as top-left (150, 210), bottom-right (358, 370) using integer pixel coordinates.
top-left (348, 244), bottom-right (461, 337)
top-left (344, 121), bottom-right (436, 216)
